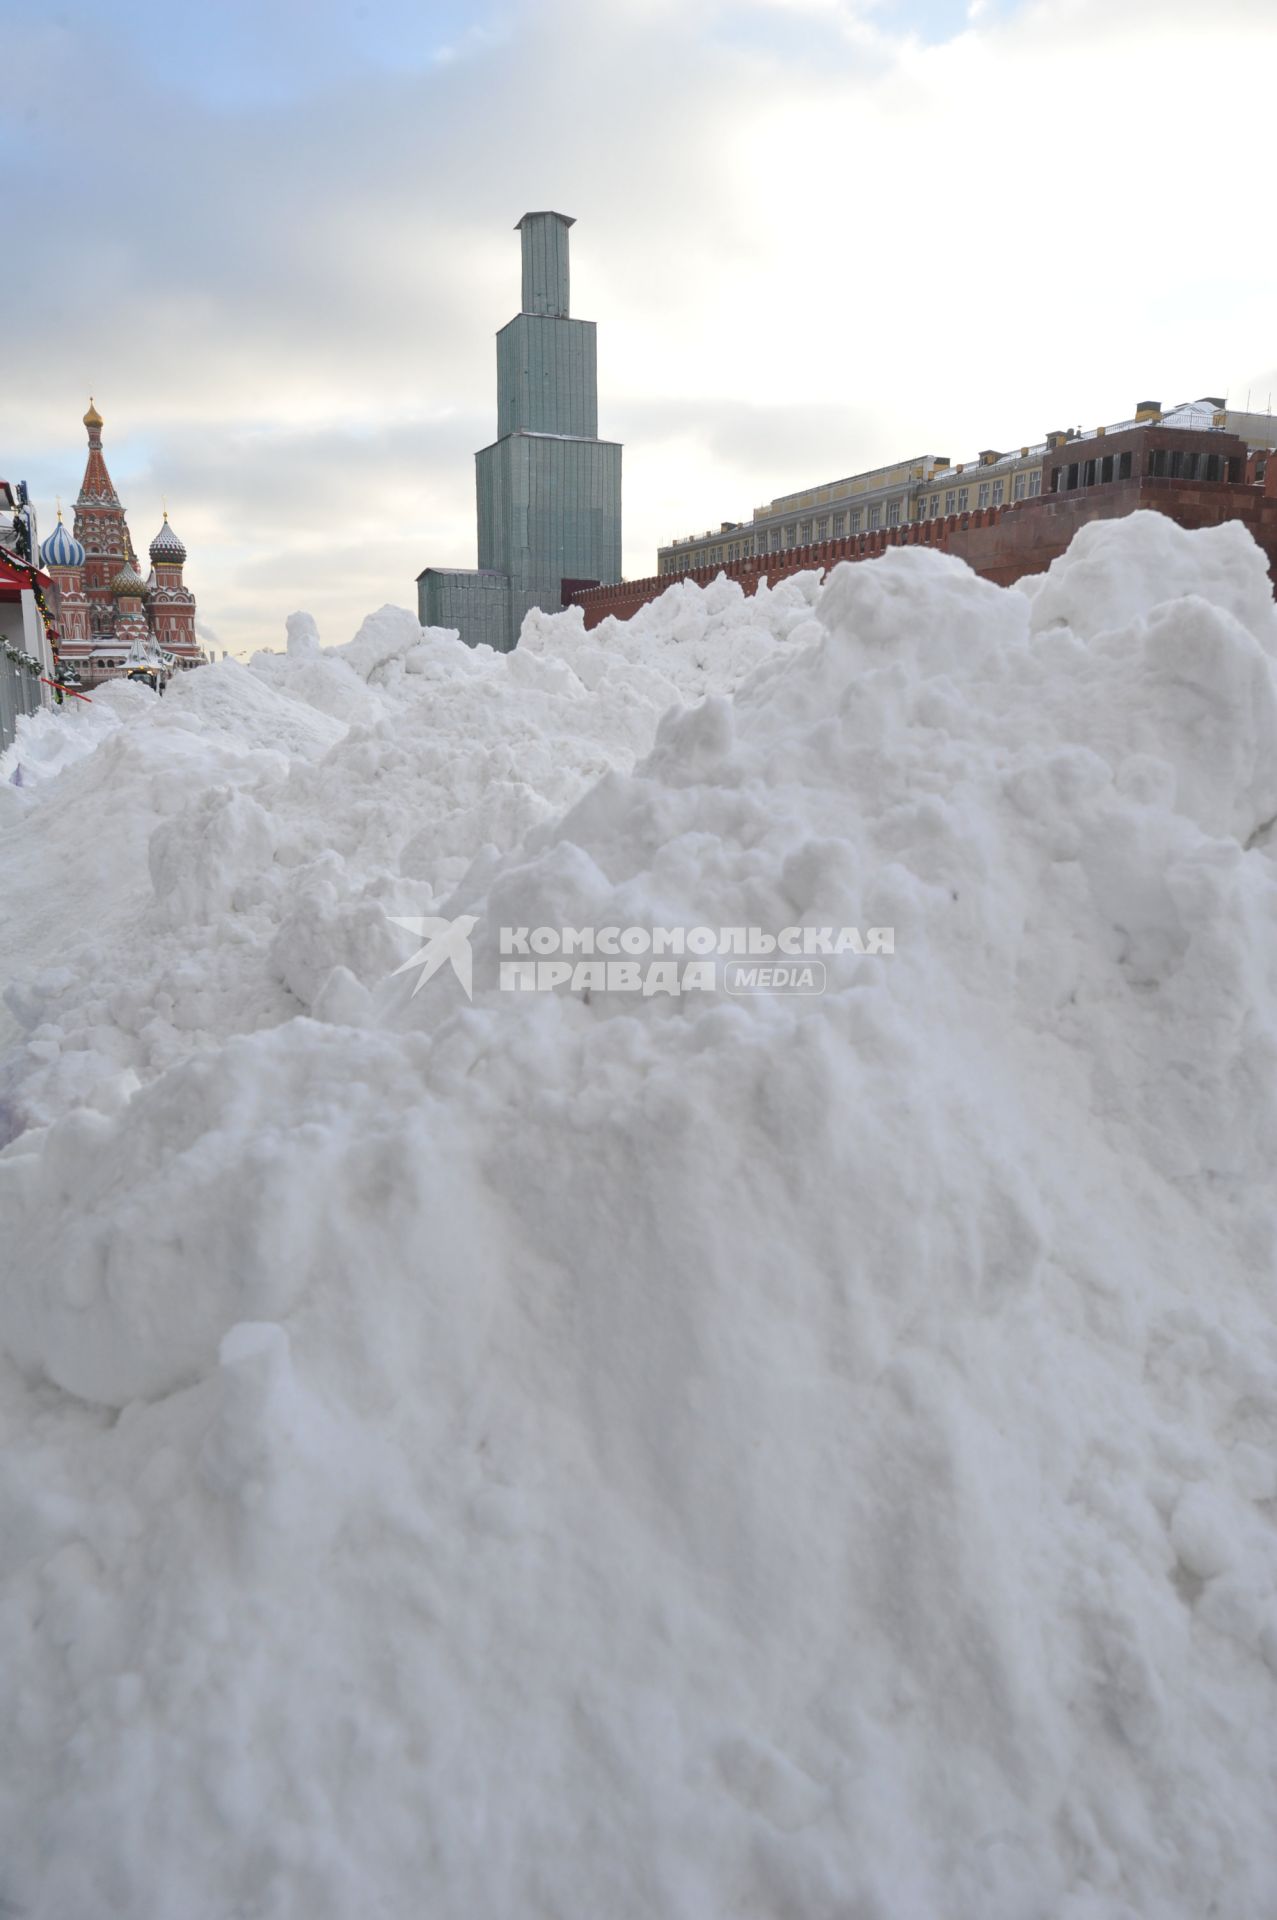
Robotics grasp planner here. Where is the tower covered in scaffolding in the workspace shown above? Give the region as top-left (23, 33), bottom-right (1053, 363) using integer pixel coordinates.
top-left (417, 213), bottom-right (622, 652)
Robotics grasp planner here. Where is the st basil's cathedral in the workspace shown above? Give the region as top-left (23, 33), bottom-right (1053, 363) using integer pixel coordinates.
top-left (40, 401), bottom-right (205, 686)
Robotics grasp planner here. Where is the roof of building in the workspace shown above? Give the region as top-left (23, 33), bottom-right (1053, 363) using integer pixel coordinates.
top-left (41, 516), bottom-right (86, 569)
top-left (149, 513), bottom-right (186, 564)
top-left (0, 555), bottom-right (53, 595)
top-left (415, 565), bottom-right (508, 583)
top-left (515, 211), bottom-right (575, 229)
top-left (927, 398), bottom-right (1237, 484)
top-left (662, 396), bottom-right (1248, 551)
top-left (111, 560), bottom-right (146, 597)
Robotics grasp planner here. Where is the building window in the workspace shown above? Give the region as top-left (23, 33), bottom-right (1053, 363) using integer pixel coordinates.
top-left (849, 510), bottom-right (862, 535)
top-left (957, 488), bottom-right (969, 511)
top-left (886, 500), bottom-right (900, 527)
top-left (929, 494), bottom-right (940, 518)
top-left (867, 505), bottom-right (882, 530)
top-left (977, 482), bottom-right (990, 509)
top-left (1028, 470), bottom-right (1041, 496)
top-left (944, 490), bottom-right (956, 515)
top-left (769, 528), bottom-right (782, 551)
top-left (992, 479), bottom-right (1004, 505)
top-left (799, 520), bottom-right (812, 545)
top-left (785, 525), bottom-right (797, 547)
top-left (815, 516), bottom-right (829, 542)
top-left (833, 513), bottom-right (846, 537)
top-left (1012, 474), bottom-right (1026, 501)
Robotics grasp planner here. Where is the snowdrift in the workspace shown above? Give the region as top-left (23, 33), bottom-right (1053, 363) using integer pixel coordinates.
top-left (1, 515), bottom-right (1276, 1918)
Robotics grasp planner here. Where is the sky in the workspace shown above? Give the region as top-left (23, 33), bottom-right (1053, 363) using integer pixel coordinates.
top-left (6, 0), bottom-right (1275, 657)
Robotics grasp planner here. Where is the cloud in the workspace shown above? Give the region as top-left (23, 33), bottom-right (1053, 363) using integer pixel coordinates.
top-left (9, 0), bottom-right (1273, 655)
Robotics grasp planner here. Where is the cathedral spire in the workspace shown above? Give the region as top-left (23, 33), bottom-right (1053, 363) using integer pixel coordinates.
top-left (77, 399), bottom-right (120, 508)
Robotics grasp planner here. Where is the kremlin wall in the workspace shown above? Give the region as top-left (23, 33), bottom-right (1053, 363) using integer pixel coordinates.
top-left (566, 407), bottom-right (1277, 628)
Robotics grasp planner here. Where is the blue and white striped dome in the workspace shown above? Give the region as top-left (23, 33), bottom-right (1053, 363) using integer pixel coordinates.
top-left (41, 517), bottom-right (85, 570)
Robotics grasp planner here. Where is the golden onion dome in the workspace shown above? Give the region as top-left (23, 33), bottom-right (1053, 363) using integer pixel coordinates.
top-left (111, 560), bottom-right (146, 598)
top-left (83, 398), bottom-right (103, 430)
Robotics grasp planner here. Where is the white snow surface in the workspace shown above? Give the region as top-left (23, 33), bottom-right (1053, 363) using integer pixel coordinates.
top-left (2, 514), bottom-right (1277, 1917)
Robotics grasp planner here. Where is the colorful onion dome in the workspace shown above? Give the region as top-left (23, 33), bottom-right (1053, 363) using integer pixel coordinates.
top-left (83, 398), bottom-right (103, 430)
top-left (41, 515), bottom-right (85, 570)
top-left (111, 560), bottom-right (146, 598)
top-left (149, 513), bottom-right (186, 564)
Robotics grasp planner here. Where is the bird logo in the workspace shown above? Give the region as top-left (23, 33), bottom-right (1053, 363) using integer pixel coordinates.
top-left (387, 913), bottom-right (478, 1000)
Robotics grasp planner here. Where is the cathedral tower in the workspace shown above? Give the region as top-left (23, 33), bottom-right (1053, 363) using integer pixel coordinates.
top-left (40, 511), bottom-right (92, 673)
top-left (147, 514), bottom-right (199, 660)
top-left (109, 558), bottom-right (151, 654)
top-left (72, 401), bottom-right (130, 638)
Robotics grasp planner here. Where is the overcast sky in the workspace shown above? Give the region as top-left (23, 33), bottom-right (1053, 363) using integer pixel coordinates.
top-left (7, 0), bottom-right (1274, 656)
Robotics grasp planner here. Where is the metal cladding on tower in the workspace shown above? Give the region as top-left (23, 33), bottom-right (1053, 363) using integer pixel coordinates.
top-left (517, 210), bottom-right (572, 318)
top-left (417, 213), bottom-right (622, 652)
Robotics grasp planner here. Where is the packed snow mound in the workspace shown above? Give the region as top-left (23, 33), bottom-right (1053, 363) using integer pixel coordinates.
top-left (0, 579), bottom-right (820, 1132)
top-left (3, 512), bottom-right (1277, 1918)
top-left (0, 676), bottom-right (146, 796)
top-left (1028, 509), bottom-right (1277, 647)
top-left (163, 657), bottom-right (347, 757)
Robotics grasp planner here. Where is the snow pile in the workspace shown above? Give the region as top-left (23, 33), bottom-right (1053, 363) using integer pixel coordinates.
top-left (0, 677), bottom-right (150, 800)
top-left (0, 574), bottom-right (818, 1128)
top-left (2, 514), bottom-right (1277, 1918)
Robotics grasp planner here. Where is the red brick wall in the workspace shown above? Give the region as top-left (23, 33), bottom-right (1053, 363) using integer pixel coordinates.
top-left (567, 480), bottom-right (1277, 627)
